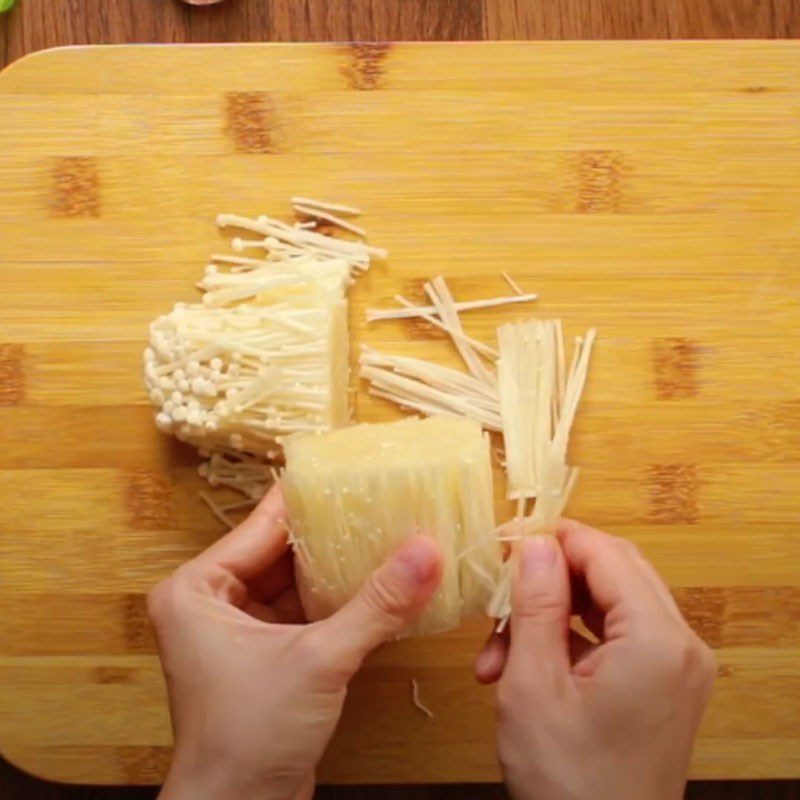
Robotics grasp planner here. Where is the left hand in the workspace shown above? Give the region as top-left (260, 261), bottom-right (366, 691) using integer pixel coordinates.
top-left (150, 485), bottom-right (443, 800)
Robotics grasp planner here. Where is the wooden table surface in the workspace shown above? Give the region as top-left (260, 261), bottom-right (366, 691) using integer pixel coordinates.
top-left (0, 2), bottom-right (798, 799)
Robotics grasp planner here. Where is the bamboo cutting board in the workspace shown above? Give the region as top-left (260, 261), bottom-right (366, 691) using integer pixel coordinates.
top-left (0, 42), bottom-right (799, 785)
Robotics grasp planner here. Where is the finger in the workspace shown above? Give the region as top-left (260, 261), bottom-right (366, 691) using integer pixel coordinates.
top-left (269, 586), bottom-right (306, 624)
top-left (246, 550), bottom-right (295, 603)
top-left (317, 536), bottom-right (443, 672)
top-left (194, 485), bottom-right (288, 581)
top-left (506, 536), bottom-right (572, 685)
top-left (484, 627), bottom-right (593, 687)
top-left (579, 603), bottom-right (605, 641)
top-left (568, 627), bottom-right (597, 664)
top-left (570, 571), bottom-right (592, 615)
top-left (557, 519), bottom-right (663, 620)
top-left (568, 525), bottom-right (679, 630)
top-left (243, 586), bottom-right (306, 624)
top-left (475, 627), bottom-right (509, 685)
top-left (570, 574), bottom-right (605, 640)
top-left (629, 547), bottom-right (685, 622)
top-left (242, 599), bottom-right (282, 624)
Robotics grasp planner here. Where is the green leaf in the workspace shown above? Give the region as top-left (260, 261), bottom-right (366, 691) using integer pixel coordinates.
top-left (0, 0), bottom-right (17, 13)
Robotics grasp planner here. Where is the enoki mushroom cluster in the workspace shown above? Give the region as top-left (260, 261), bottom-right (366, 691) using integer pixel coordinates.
top-left (143, 198), bottom-right (383, 511)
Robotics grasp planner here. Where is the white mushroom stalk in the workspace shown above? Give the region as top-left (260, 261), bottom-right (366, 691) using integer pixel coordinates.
top-left (198, 258), bottom-right (351, 307)
top-left (366, 290), bottom-right (538, 322)
top-left (218, 212), bottom-right (386, 272)
top-left (292, 203), bottom-right (368, 237)
top-left (425, 276), bottom-right (497, 387)
top-left (291, 196), bottom-right (362, 216)
top-left (501, 271), bottom-right (525, 296)
top-left (199, 451), bottom-right (276, 499)
top-left (360, 347), bottom-right (503, 432)
top-left (360, 276), bottom-right (504, 429)
top-left (498, 319), bottom-right (564, 500)
top-left (487, 323), bottom-right (596, 626)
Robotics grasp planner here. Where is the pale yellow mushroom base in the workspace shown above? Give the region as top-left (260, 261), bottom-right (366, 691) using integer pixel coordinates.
top-left (282, 416), bottom-right (503, 636)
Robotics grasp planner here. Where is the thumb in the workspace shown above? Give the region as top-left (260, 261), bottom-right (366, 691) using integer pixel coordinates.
top-left (318, 535), bottom-right (442, 672)
top-left (506, 535), bottom-right (571, 683)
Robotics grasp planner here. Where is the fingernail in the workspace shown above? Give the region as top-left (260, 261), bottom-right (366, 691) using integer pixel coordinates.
top-left (394, 536), bottom-right (440, 584)
top-left (476, 635), bottom-right (504, 674)
top-left (521, 536), bottom-right (557, 578)
top-left (475, 645), bottom-right (501, 679)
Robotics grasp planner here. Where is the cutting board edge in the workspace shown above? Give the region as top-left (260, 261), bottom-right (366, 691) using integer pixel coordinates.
top-left (4, 38), bottom-right (800, 90)
top-left (4, 742), bottom-right (800, 787)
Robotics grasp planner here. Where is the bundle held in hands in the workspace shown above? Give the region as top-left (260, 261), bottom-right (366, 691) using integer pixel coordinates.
top-left (487, 320), bottom-right (596, 623)
top-left (361, 283), bottom-right (596, 627)
top-left (282, 416), bottom-right (503, 636)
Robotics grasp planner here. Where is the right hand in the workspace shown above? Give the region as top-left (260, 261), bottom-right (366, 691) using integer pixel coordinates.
top-left (475, 520), bottom-right (716, 800)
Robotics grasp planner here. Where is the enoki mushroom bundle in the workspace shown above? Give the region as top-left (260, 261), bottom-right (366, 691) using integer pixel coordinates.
top-left (282, 416), bottom-right (502, 636)
top-left (144, 199), bottom-right (382, 506)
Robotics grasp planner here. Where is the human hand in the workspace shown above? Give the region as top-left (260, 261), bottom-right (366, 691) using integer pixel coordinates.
top-left (475, 521), bottom-right (715, 800)
top-left (149, 486), bottom-right (443, 800)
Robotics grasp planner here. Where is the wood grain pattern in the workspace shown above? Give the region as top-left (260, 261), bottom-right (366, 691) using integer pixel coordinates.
top-left (484, 0), bottom-right (800, 39)
top-left (0, 42), bottom-right (798, 788)
top-left (0, 0), bottom-right (483, 67)
top-left (3, 0), bottom-right (800, 70)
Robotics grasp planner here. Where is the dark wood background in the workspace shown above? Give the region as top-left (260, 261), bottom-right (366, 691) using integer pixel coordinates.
top-left (1, 0), bottom-right (798, 797)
